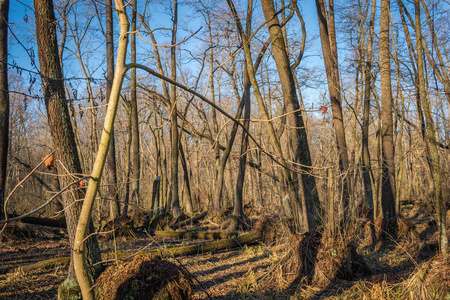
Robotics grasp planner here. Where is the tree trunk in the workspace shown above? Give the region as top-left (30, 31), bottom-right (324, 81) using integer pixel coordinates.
top-left (379, 0), bottom-right (397, 238)
top-left (315, 0), bottom-right (350, 222)
top-left (362, 0), bottom-right (376, 217)
top-left (414, 0), bottom-right (447, 255)
top-left (33, 0), bottom-right (102, 297)
top-left (72, 0), bottom-right (129, 297)
top-left (227, 0), bottom-right (305, 232)
top-left (179, 143), bottom-right (193, 214)
top-left (170, 0), bottom-right (181, 218)
top-left (130, 0), bottom-right (140, 208)
top-left (261, 0), bottom-right (321, 231)
top-left (0, 0), bottom-right (9, 221)
top-left (104, 0), bottom-right (120, 219)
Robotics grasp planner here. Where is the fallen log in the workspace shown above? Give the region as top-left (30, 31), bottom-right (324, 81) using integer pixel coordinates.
top-left (0, 256), bottom-right (69, 275)
top-left (169, 211), bottom-right (207, 229)
top-left (123, 231), bottom-right (261, 258)
top-left (2, 231), bottom-right (261, 275)
top-left (154, 230), bottom-right (239, 240)
top-left (19, 216), bottom-right (66, 228)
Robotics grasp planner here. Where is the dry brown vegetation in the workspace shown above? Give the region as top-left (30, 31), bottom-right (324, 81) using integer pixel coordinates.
top-left (1, 207), bottom-right (449, 300)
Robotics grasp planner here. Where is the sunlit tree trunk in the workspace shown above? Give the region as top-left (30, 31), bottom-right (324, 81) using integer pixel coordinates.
top-left (362, 0), bottom-right (376, 217)
top-left (179, 143), bottom-right (193, 214)
top-left (379, 0), bottom-right (397, 237)
top-left (414, 0), bottom-right (447, 255)
top-left (315, 0), bottom-right (350, 223)
top-left (73, 0), bottom-right (129, 297)
top-left (261, 0), bottom-right (320, 231)
top-left (33, 0), bottom-right (102, 297)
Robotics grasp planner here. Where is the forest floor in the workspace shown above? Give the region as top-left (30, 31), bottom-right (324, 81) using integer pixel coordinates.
top-left (0, 205), bottom-right (449, 299)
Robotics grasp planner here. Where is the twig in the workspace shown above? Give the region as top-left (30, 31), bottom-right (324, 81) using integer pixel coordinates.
top-left (3, 149), bottom-right (58, 220)
top-left (0, 176), bottom-right (91, 225)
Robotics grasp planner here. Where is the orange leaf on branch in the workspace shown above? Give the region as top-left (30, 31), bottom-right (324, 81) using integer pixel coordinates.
top-left (43, 155), bottom-right (56, 170)
top-left (319, 106), bottom-right (328, 115)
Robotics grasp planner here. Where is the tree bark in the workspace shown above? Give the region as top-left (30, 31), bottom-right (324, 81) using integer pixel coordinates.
top-left (129, 0), bottom-right (140, 210)
top-left (179, 143), bottom-right (193, 214)
top-left (33, 0), bottom-right (102, 297)
top-left (72, 0), bottom-right (129, 297)
top-left (414, 0), bottom-right (447, 255)
top-left (104, 0), bottom-right (120, 219)
top-left (170, 0), bottom-right (181, 218)
top-left (315, 0), bottom-right (350, 222)
top-left (379, 0), bottom-right (397, 237)
top-left (261, 0), bottom-right (321, 231)
top-left (0, 0), bottom-right (9, 221)
top-left (362, 0), bottom-right (376, 217)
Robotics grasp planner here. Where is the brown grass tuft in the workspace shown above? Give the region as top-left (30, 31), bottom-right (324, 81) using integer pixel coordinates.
top-left (95, 255), bottom-right (194, 300)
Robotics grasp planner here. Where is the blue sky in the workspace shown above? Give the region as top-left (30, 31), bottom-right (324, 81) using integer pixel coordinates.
top-left (6, 0), bottom-right (327, 110)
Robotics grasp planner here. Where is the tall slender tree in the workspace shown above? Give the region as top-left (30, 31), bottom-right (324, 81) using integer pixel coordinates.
top-left (104, 0), bottom-right (120, 219)
top-left (74, 0), bottom-right (129, 296)
top-left (379, 0), bottom-right (397, 237)
top-left (261, 0), bottom-right (321, 231)
top-left (315, 0), bottom-right (351, 222)
top-left (0, 0), bottom-right (9, 221)
top-left (414, 0), bottom-right (447, 255)
top-left (170, 0), bottom-right (181, 218)
top-left (362, 0), bottom-right (377, 218)
top-left (129, 0), bottom-right (140, 211)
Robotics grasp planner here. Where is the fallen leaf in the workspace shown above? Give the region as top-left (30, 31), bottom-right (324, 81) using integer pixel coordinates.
top-left (43, 156), bottom-right (55, 170)
top-left (319, 106), bottom-right (328, 115)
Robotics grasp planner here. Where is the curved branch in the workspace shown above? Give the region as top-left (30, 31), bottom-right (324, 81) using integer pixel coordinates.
top-left (0, 176), bottom-right (90, 225)
top-left (125, 63), bottom-right (290, 170)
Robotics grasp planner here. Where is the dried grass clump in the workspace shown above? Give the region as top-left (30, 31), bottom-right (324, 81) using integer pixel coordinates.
top-left (252, 215), bottom-right (294, 246)
top-left (270, 228), bottom-right (370, 289)
top-left (312, 232), bottom-right (370, 287)
top-left (402, 256), bottom-right (450, 300)
top-left (263, 230), bottom-right (320, 288)
top-left (95, 255), bottom-right (194, 300)
top-left (99, 216), bottom-right (136, 240)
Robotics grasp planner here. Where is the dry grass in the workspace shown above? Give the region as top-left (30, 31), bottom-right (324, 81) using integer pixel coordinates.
top-left (1, 211), bottom-right (449, 299)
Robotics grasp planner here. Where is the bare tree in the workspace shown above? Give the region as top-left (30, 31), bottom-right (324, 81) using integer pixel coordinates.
top-left (261, 0), bottom-right (321, 231)
top-left (379, 0), bottom-right (397, 237)
top-left (315, 0), bottom-right (351, 222)
top-left (129, 0), bottom-right (140, 213)
top-left (0, 0), bottom-right (9, 221)
top-left (170, 0), bottom-right (181, 218)
top-left (104, 0), bottom-right (120, 219)
top-left (414, 0), bottom-right (447, 255)
top-left (33, 0), bottom-right (102, 297)
top-left (362, 0), bottom-right (377, 220)
top-left (73, 0), bottom-right (129, 296)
